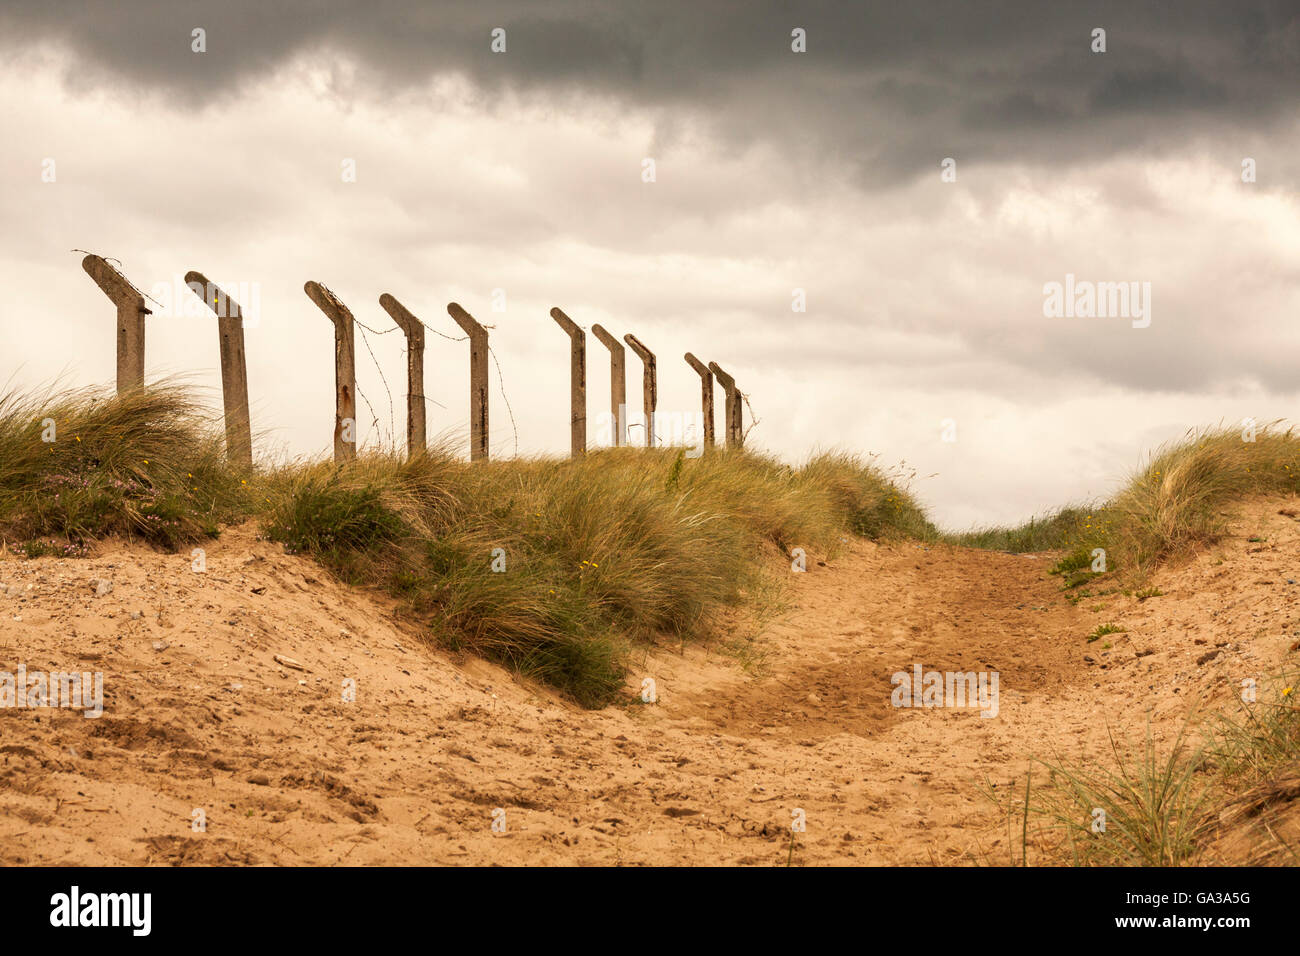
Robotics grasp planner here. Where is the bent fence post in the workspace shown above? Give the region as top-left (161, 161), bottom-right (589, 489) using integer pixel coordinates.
top-left (591, 324), bottom-right (626, 447)
top-left (185, 271), bottom-right (253, 470)
top-left (549, 308), bottom-right (586, 459)
top-left (304, 281), bottom-right (357, 462)
top-left (623, 333), bottom-right (657, 448)
top-left (378, 293), bottom-right (427, 458)
top-left (708, 361), bottom-right (743, 449)
top-left (684, 352), bottom-right (715, 450)
top-left (81, 254), bottom-right (150, 393)
top-left (447, 302), bottom-right (489, 462)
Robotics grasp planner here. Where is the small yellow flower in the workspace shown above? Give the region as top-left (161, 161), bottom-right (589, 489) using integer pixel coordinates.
top-left (1284, 687), bottom-right (1293, 698)
top-left (143, 459), bottom-right (149, 464)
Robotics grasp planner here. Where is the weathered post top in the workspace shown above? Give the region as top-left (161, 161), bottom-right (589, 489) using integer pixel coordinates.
top-left (623, 333), bottom-right (654, 365)
top-left (184, 270), bottom-right (253, 470)
top-left (684, 352), bottom-right (709, 377)
top-left (82, 255), bottom-right (151, 313)
top-left (305, 281), bottom-right (354, 323)
top-left (550, 306), bottom-right (580, 337)
top-left (447, 302), bottom-right (487, 338)
top-left (379, 293), bottom-right (425, 341)
top-left (591, 324), bottom-right (619, 351)
top-left (707, 360), bottom-right (734, 389)
top-left (184, 271), bottom-right (234, 319)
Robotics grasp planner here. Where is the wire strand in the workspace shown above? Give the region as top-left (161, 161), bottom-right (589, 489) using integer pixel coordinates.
top-left (489, 345), bottom-right (519, 457)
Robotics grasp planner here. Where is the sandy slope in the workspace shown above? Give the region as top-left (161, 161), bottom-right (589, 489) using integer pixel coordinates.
top-left (1, 498), bottom-right (1297, 865)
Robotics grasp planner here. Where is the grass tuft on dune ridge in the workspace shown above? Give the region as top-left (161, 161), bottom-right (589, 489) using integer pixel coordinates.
top-left (948, 423), bottom-right (1300, 580)
top-left (0, 382), bottom-right (246, 552)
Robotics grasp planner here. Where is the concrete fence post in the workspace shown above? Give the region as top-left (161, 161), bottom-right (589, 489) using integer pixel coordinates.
top-left (549, 308), bottom-right (586, 459)
top-left (708, 361), bottom-right (743, 449)
top-left (303, 281), bottom-right (357, 462)
top-left (184, 271), bottom-right (253, 470)
top-left (378, 293), bottom-right (427, 458)
top-left (623, 333), bottom-right (657, 448)
top-left (81, 254), bottom-right (150, 393)
top-left (683, 352), bottom-right (715, 450)
top-left (591, 324), bottom-right (626, 447)
top-left (446, 302), bottom-right (489, 462)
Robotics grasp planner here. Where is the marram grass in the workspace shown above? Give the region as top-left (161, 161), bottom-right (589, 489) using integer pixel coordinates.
top-left (946, 422), bottom-right (1300, 581)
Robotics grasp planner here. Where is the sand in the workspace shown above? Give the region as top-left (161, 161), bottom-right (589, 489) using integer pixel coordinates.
top-left (1, 498), bottom-right (1296, 865)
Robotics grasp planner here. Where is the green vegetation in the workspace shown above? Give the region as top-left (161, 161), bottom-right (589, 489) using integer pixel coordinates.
top-left (997, 673), bottom-right (1300, 866)
top-left (1086, 622), bottom-right (1125, 643)
top-left (993, 719), bottom-right (1215, 866)
top-left (0, 383), bottom-right (246, 551)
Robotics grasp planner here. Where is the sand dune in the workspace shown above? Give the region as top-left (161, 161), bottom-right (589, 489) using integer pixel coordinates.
top-left (1, 499), bottom-right (1296, 865)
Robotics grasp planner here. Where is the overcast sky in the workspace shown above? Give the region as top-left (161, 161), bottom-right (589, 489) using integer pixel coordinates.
top-left (1, 0), bottom-right (1298, 528)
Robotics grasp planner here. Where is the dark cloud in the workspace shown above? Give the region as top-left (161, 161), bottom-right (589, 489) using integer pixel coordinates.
top-left (3, 0), bottom-right (1297, 185)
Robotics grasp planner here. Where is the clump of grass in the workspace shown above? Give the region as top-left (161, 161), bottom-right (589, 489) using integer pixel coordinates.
top-left (1207, 670), bottom-right (1300, 789)
top-left (993, 718), bottom-right (1216, 866)
top-left (1105, 424), bottom-right (1300, 578)
top-left (0, 381), bottom-right (249, 551)
top-left (950, 423), bottom-right (1300, 583)
top-left (1086, 622), bottom-right (1125, 642)
top-left (1000, 674), bottom-right (1300, 866)
top-left (793, 452), bottom-right (937, 544)
top-left (1049, 540), bottom-right (1112, 587)
top-left (1203, 673), bottom-right (1300, 864)
top-left (948, 506), bottom-right (1106, 554)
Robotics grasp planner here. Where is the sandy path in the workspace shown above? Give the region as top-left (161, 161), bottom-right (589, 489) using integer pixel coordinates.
top-left (1, 499), bottom-right (1296, 865)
